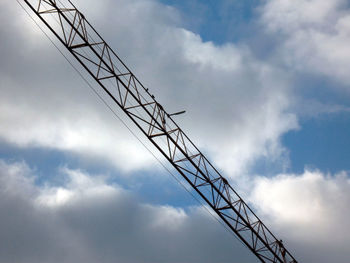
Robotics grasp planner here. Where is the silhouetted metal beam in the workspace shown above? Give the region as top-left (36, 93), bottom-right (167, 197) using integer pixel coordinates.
top-left (21, 1), bottom-right (298, 262)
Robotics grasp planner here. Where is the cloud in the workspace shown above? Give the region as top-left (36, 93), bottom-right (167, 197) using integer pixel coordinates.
top-left (292, 99), bottom-right (350, 119)
top-left (250, 169), bottom-right (350, 263)
top-left (0, 159), bottom-right (258, 263)
top-left (1, 160), bottom-right (350, 263)
top-left (1, 0), bottom-right (298, 177)
top-left (261, 0), bottom-right (350, 86)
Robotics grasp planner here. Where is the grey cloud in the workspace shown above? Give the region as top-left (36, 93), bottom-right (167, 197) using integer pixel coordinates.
top-left (0, 160), bottom-right (256, 263)
top-left (2, 159), bottom-right (350, 263)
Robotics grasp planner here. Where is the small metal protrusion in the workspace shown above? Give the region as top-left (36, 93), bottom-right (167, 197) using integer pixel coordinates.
top-left (169, 110), bottom-right (186, 117)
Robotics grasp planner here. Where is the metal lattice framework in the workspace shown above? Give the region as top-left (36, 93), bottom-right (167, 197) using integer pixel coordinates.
top-left (21, 1), bottom-right (298, 262)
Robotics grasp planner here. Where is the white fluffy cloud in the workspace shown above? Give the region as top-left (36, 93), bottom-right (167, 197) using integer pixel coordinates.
top-left (261, 0), bottom-right (350, 86)
top-left (0, 0), bottom-right (299, 177)
top-left (250, 169), bottom-right (350, 262)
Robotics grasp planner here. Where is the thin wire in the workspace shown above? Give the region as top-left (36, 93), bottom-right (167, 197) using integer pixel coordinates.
top-left (16, 0), bottom-right (246, 247)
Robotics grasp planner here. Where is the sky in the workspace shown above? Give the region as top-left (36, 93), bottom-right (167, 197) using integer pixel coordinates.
top-left (1, 0), bottom-right (350, 262)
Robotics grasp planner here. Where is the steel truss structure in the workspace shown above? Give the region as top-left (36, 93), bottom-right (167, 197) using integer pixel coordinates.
top-left (22, 1), bottom-right (298, 262)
